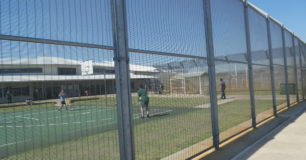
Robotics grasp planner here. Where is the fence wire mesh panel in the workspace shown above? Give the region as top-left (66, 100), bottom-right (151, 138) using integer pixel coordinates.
top-left (294, 38), bottom-right (303, 101)
top-left (248, 7), bottom-right (273, 123)
top-left (0, 0), bottom-right (306, 159)
top-left (211, 0), bottom-right (252, 142)
top-left (301, 42), bottom-right (306, 98)
top-left (130, 53), bottom-right (212, 159)
top-left (215, 62), bottom-right (251, 141)
top-left (284, 31), bottom-right (298, 104)
top-left (269, 20), bottom-right (288, 110)
top-left (0, 0), bottom-right (121, 159)
top-left (126, 0), bottom-right (213, 159)
top-left (302, 43), bottom-right (306, 98)
top-left (0, 0), bottom-right (113, 45)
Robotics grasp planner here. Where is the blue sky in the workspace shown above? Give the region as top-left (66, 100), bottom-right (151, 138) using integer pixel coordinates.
top-left (0, 0), bottom-right (303, 65)
top-left (248, 0), bottom-right (306, 42)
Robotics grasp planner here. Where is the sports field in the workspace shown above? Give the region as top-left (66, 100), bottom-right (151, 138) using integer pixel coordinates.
top-left (0, 96), bottom-right (210, 158)
top-left (0, 94), bottom-right (287, 159)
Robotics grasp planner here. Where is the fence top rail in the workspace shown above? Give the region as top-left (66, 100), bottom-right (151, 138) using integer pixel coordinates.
top-left (247, 1), bottom-right (268, 18)
top-left (269, 16), bottom-right (283, 27)
top-left (283, 27), bottom-right (294, 36)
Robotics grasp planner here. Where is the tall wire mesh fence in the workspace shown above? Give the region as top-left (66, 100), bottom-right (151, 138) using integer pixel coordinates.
top-left (0, 0), bottom-right (305, 159)
top-left (269, 19), bottom-right (288, 111)
top-left (248, 7), bottom-right (273, 123)
top-left (294, 38), bottom-right (303, 101)
top-left (211, 0), bottom-right (253, 142)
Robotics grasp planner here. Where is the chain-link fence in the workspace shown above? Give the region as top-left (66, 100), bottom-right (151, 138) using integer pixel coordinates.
top-left (0, 0), bottom-right (305, 159)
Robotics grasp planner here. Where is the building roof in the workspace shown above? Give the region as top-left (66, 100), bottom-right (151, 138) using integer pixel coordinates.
top-left (93, 61), bottom-right (158, 72)
top-left (0, 56), bottom-right (158, 73)
top-left (0, 57), bottom-right (81, 65)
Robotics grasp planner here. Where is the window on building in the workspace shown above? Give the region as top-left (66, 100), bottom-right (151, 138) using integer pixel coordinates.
top-left (134, 71), bottom-right (156, 76)
top-left (4, 86), bottom-right (30, 97)
top-left (0, 68), bottom-right (42, 74)
top-left (0, 88), bottom-right (3, 98)
top-left (93, 68), bottom-right (115, 75)
top-left (21, 87), bottom-right (30, 96)
top-left (12, 88), bottom-right (21, 96)
top-left (58, 68), bottom-right (76, 75)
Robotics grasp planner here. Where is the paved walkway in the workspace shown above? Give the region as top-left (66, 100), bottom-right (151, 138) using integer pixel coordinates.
top-left (233, 105), bottom-right (306, 160)
top-left (195, 97), bottom-right (236, 108)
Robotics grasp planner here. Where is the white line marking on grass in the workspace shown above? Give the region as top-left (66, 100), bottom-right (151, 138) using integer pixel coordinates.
top-left (0, 118), bottom-right (115, 147)
top-left (45, 111), bottom-right (91, 120)
top-left (5, 109), bottom-right (111, 124)
top-left (71, 118), bottom-right (113, 124)
top-left (15, 115), bottom-right (39, 121)
top-left (0, 140), bottom-right (31, 148)
top-left (1, 107), bottom-right (115, 121)
top-left (0, 109), bottom-right (58, 121)
top-left (0, 118), bottom-right (113, 128)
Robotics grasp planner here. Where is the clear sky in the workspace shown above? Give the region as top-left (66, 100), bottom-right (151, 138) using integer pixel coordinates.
top-left (248, 0), bottom-right (306, 42)
top-left (0, 0), bottom-right (304, 63)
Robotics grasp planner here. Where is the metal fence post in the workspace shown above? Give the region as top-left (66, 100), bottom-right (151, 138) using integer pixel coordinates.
top-left (266, 17), bottom-right (277, 117)
top-left (281, 27), bottom-right (290, 107)
top-left (203, 0), bottom-right (220, 150)
top-left (292, 36), bottom-right (300, 102)
top-left (298, 42), bottom-right (305, 100)
top-left (104, 70), bottom-right (108, 106)
top-left (111, 0), bottom-right (135, 160)
top-left (243, 1), bottom-right (256, 128)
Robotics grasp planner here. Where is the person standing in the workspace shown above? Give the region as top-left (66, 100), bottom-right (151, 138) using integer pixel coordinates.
top-left (84, 90), bottom-right (89, 96)
top-left (58, 89), bottom-right (68, 111)
top-left (158, 84), bottom-right (164, 94)
top-left (6, 90), bottom-right (12, 103)
top-left (220, 78), bottom-right (226, 99)
top-left (137, 85), bottom-right (150, 118)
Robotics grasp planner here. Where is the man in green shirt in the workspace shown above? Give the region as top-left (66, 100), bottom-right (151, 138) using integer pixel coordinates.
top-left (6, 90), bottom-right (12, 103)
top-left (138, 84), bottom-right (150, 118)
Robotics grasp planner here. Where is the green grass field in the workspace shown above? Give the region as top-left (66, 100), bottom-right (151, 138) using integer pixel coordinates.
top-left (0, 95), bottom-right (286, 160)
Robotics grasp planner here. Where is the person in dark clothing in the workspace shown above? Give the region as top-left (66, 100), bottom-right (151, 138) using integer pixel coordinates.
top-left (158, 84), bottom-right (164, 94)
top-left (220, 78), bottom-right (226, 99)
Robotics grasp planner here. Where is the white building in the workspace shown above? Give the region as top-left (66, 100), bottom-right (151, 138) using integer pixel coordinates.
top-left (0, 57), bottom-right (159, 103)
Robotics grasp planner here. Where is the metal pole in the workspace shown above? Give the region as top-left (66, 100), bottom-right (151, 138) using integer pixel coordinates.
top-left (104, 70), bottom-right (107, 106)
top-left (1, 82), bottom-right (4, 102)
top-left (243, 1), bottom-right (256, 128)
top-left (298, 42), bottom-right (305, 99)
top-left (1, 82), bottom-right (3, 98)
top-left (292, 36), bottom-right (300, 102)
top-left (199, 76), bottom-right (202, 94)
top-left (281, 27), bottom-right (290, 107)
top-left (203, 0), bottom-right (220, 150)
top-left (266, 17), bottom-right (277, 117)
top-left (170, 78), bottom-right (172, 95)
top-left (111, 0), bottom-right (135, 159)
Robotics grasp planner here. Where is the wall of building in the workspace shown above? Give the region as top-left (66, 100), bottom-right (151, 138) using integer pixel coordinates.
top-left (0, 79), bottom-right (147, 104)
top-left (0, 64), bottom-right (81, 75)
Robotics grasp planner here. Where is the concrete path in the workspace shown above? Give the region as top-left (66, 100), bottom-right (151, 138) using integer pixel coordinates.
top-left (195, 97), bottom-right (236, 108)
top-left (233, 106), bottom-right (306, 160)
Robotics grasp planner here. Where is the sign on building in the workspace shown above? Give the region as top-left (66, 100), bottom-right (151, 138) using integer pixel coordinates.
top-left (81, 60), bottom-right (94, 75)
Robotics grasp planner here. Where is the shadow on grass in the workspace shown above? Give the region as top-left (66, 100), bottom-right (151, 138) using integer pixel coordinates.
top-left (150, 112), bottom-right (170, 118)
